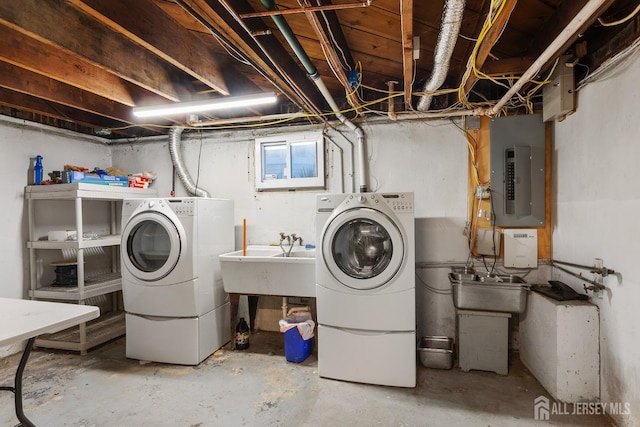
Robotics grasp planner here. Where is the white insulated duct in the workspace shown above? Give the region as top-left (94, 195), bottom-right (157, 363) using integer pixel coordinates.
top-left (416, 0), bottom-right (466, 111)
top-left (169, 127), bottom-right (211, 198)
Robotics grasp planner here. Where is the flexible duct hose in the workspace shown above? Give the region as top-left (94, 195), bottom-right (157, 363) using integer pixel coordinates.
top-left (169, 127), bottom-right (210, 198)
top-left (416, 0), bottom-right (465, 111)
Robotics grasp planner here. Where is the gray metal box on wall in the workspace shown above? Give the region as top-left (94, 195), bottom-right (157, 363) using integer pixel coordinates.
top-left (543, 56), bottom-right (575, 122)
top-left (490, 114), bottom-right (545, 227)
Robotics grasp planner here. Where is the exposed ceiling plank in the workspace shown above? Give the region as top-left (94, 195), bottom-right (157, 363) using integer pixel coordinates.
top-left (0, 87), bottom-right (137, 137)
top-left (462, 0), bottom-right (518, 94)
top-left (0, 24), bottom-right (138, 106)
top-left (241, 1), bottom-right (372, 18)
top-left (299, 0), bottom-right (361, 110)
top-left (0, 0), bottom-right (193, 102)
top-left (313, 1), bottom-right (355, 69)
top-left (0, 61), bottom-right (134, 123)
top-left (67, 0), bottom-right (231, 96)
top-left (196, 0), bottom-right (326, 114)
top-left (528, 0), bottom-right (617, 71)
top-left (480, 56), bottom-right (534, 76)
top-left (400, 0), bottom-right (413, 109)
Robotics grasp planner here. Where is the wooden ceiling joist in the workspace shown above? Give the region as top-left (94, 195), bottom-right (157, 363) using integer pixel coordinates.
top-left (0, 62), bottom-right (134, 123)
top-left (462, 0), bottom-right (518, 95)
top-left (299, 0), bottom-right (362, 110)
top-left (0, 0), bottom-right (193, 103)
top-left (0, 25), bottom-right (137, 107)
top-left (400, 0), bottom-right (414, 109)
top-left (0, 87), bottom-right (137, 137)
top-left (67, 0), bottom-right (230, 96)
top-left (186, 0), bottom-right (326, 115)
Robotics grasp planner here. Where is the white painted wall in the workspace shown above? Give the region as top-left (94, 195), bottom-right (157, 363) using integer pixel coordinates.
top-left (0, 117), bottom-right (112, 356)
top-left (111, 119), bottom-right (470, 337)
top-left (0, 116), bottom-right (112, 301)
top-left (553, 52), bottom-right (640, 426)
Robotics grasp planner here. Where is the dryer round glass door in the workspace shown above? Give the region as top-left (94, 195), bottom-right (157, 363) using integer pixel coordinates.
top-left (121, 212), bottom-right (182, 282)
top-left (322, 207), bottom-right (405, 290)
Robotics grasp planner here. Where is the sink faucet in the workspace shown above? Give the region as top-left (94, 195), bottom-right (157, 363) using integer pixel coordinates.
top-left (279, 232), bottom-right (303, 257)
top-left (291, 233), bottom-right (303, 246)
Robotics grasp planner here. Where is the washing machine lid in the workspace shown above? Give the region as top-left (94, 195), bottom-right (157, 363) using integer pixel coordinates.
top-left (121, 211), bottom-right (182, 282)
top-left (322, 207), bottom-right (404, 290)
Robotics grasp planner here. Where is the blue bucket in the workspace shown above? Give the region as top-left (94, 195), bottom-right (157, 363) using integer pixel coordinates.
top-left (284, 327), bottom-right (313, 363)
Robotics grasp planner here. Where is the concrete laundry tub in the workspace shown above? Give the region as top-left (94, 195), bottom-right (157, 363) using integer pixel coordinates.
top-left (219, 245), bottom-right (316, 297)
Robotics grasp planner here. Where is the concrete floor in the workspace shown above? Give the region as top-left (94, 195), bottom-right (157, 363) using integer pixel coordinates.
top-left (1, 332), bottom-right (614, 427)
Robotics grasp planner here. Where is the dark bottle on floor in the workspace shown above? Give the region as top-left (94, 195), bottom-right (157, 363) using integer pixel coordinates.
top-left (235, 317), bottom-right (250, 350)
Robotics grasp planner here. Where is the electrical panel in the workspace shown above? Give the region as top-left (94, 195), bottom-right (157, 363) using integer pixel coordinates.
top-left (503, 229), bottom-right (538, 268)
top-left (543, 55), bottom-right (575, 122)
top-left (490, 114), bottom-right (545, 227)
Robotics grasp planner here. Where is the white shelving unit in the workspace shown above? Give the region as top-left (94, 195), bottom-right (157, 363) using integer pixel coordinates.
top-left (25, 183), bottom-right (156, 353)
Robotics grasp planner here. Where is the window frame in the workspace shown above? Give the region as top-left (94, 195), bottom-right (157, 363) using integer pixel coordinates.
top-left (254, 131), bottom-right (325, 190)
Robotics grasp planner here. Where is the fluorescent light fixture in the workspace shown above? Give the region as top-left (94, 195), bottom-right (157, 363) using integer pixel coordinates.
top-left (132, 92), bottom-right (277, 118)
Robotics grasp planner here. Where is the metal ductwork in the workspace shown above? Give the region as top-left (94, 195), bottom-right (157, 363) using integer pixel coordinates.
top-left (169, 127), bottom-right (210, 198)
top-left (260, 0), bottom-right (368, 193)
top-left (416, 0), bottom-right (465, 111)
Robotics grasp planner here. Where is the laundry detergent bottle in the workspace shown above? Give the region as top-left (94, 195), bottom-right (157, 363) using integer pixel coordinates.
top-left (235, 317), bottom-right (250, 350)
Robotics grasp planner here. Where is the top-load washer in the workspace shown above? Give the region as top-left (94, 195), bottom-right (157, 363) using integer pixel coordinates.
top-left (316, 192), bottom-right (416, 387)
top-left (121, 197), bottom-right (234, 365)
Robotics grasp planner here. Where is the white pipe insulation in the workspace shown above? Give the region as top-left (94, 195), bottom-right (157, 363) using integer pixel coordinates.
top-left (312, 76), bottom-right (367, 193)
top-left (416, 0), bottom-right (466, 112)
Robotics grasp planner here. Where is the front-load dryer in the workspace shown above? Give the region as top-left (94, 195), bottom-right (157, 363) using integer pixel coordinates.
top-left (316, 192), bottom-right (416, 387)
top-left (121, 197), bottom-right (234, 365)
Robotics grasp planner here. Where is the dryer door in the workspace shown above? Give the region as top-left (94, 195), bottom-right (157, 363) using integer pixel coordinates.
top-left (322, 207), bottom-right (404, 290)
top-left (121, 211), bottom-right (182, 282)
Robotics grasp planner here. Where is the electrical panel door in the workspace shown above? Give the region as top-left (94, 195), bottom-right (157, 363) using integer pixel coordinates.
top-left (490, 114), bottom-right (545, 227)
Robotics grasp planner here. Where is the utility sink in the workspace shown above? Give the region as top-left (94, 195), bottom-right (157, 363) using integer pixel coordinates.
top-left (219, 245), bottom-right (316, 297)
top-left (449, 267), bottom-right (529, 313)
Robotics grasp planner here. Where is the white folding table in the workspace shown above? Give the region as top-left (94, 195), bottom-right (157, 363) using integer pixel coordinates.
top-left (0, 298), bottom-right (99, 427)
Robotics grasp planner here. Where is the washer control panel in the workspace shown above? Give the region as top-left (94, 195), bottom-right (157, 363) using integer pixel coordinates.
top-left (381, 193), bottom-right (414, 213)
top-left (168, 198), bottom-right (195, 215)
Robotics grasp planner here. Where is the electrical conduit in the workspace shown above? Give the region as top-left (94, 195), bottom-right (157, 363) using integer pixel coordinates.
top-left (260, 0), bottom-right (368, 192)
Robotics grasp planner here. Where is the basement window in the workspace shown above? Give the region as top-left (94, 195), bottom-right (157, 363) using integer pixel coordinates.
top-left (255, 131), bottom-right (324, 190)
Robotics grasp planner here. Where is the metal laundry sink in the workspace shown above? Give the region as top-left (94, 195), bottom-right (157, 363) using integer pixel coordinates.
top-left (219, 245), bottom-right (316, 297)
top-left (449, 268), bottom-right (528, 313)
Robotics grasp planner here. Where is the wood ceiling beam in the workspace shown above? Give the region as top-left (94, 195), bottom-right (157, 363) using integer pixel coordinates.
top-left (462, 0), bottom-right (518, 94)
top-left (194, 0), bottom-right (326, 115)
top-left (0, 61), bottom-right (136, 123)
top-left (311, 1), bottom-right (355, 68)
top-left (400, 0), bottom-right (413, 109)
top-left (0, 25), bottom-right (138, 106)
top-left (67, 0), bottom-right (230, 96)
top-left (0, 0), bottom-right (193, 102)
top-left (480, 56), bottom-right (534, 76)
top-left (241, 1), bottom-right (371, 18)
top-left (298, 0), bottom-right (361, 110)
top-left (528, 0), bottom-right (617, 71)
top-left (0, 87), bottom-right (138, 137)
top-left (454, 0), bottom-right (489, 85)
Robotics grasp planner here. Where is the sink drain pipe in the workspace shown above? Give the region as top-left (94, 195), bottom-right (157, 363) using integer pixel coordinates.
top-left (169, 126), bottom-right (211, 198)
top-left (260, 0), bottom-right (367, 193)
